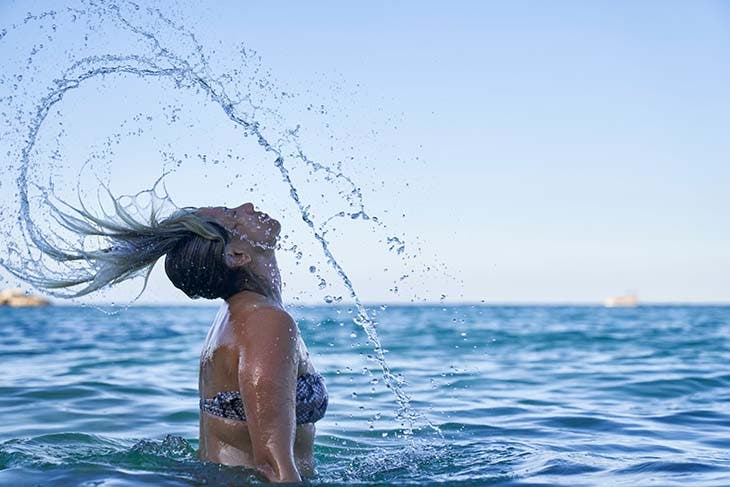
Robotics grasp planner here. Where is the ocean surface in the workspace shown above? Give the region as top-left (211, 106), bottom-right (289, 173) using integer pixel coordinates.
top-left (0, 304), bottom-right (728, 486)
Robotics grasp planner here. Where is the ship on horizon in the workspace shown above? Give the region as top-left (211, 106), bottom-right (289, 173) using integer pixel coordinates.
top-left (603, 293), bottom-right (638, 308)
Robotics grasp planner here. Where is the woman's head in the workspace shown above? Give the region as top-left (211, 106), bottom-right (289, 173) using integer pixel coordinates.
top-left (197, 202), bottom-right (281, 252)
top-left (164, 203), bottom-right (281, 300)
top-left (8, 191), bottom-right (281, 301)
top-left (163, 221), bottom-right (236, 299)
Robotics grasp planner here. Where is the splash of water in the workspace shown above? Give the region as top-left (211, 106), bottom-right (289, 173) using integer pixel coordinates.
top-left (0, 0), bottom-right (438, 433)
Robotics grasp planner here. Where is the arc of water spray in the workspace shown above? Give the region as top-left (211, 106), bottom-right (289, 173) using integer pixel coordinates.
top-left (7, 0), bottom-right (440, 434)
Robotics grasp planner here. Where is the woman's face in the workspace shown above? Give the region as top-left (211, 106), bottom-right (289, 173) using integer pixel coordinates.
top-left (198, 203), bottom-right (281, 250)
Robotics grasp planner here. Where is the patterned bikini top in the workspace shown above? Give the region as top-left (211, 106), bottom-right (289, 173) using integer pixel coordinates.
top-left (199, 372), bottom-right (328, 424)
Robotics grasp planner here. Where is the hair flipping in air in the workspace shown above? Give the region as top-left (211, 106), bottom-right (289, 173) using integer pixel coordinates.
top-left (7, 190), bottom-right (269, 300)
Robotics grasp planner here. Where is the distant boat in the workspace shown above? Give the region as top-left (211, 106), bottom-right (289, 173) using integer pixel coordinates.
top-left (603, 293), bottom-right (638, 308)
top-left (0, 288), bottom-right (50, 307)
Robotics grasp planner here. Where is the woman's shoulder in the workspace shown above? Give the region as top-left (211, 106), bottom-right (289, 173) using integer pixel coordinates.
top-left (228, 298), bottom-right (297, 342)
top-left (227, 291), bottom-right (288, 319)
top-left (228, 294), bottom-right (290, 319)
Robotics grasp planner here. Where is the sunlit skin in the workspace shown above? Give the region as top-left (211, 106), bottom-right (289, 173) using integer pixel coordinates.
top-left (196, 203), bottom-right (317, 483)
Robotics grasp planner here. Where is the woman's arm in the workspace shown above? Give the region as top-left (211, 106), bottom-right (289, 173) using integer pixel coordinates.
top-left (236, 306), bottom-right (301, 483)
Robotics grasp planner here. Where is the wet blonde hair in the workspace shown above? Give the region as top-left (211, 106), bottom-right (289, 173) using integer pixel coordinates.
top-left (7, 187), bottom-right (267, 300)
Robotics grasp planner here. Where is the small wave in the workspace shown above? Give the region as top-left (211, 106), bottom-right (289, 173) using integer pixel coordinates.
top-left (0, 433), bottom-right (266, 487)
top-left (649, 409), bottom-right (730, 428)
top-left (0, 433), bottom-right (195, 469)
top-left (0, 432), bottom-right (126, 468)
top-left (535, 458), bottom-right (602, 476)
top-left (538, 414), bottom-right (630, 432)
top-left (315, 435), bottom-right (530, 485)
top-left (129, 435), bottom-right (197, 460)
top-left (615, 460), bottom-right (723, 475)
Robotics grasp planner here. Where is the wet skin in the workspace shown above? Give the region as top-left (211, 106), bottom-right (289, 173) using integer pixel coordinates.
top-left (197, 202), bottom-right (281, 250)
top-left (195, 204), bottom-right (317, 482)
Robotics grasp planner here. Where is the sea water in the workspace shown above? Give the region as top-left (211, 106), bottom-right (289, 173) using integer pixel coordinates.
top-left (0, 304), bottom-right (728, 486)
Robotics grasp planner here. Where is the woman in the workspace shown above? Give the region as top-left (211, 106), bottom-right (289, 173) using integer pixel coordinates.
top-left (13, 197), bottom-right (327, 483)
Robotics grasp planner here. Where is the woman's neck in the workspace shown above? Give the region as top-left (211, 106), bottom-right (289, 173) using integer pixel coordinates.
top-left (225, 289), bottom-right (280, 309)
top-left (237, 251), bottom-right (282, 305)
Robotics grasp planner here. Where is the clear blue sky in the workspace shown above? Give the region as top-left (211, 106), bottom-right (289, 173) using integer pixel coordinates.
top-left (1, 0), bottom-right (729, 304)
